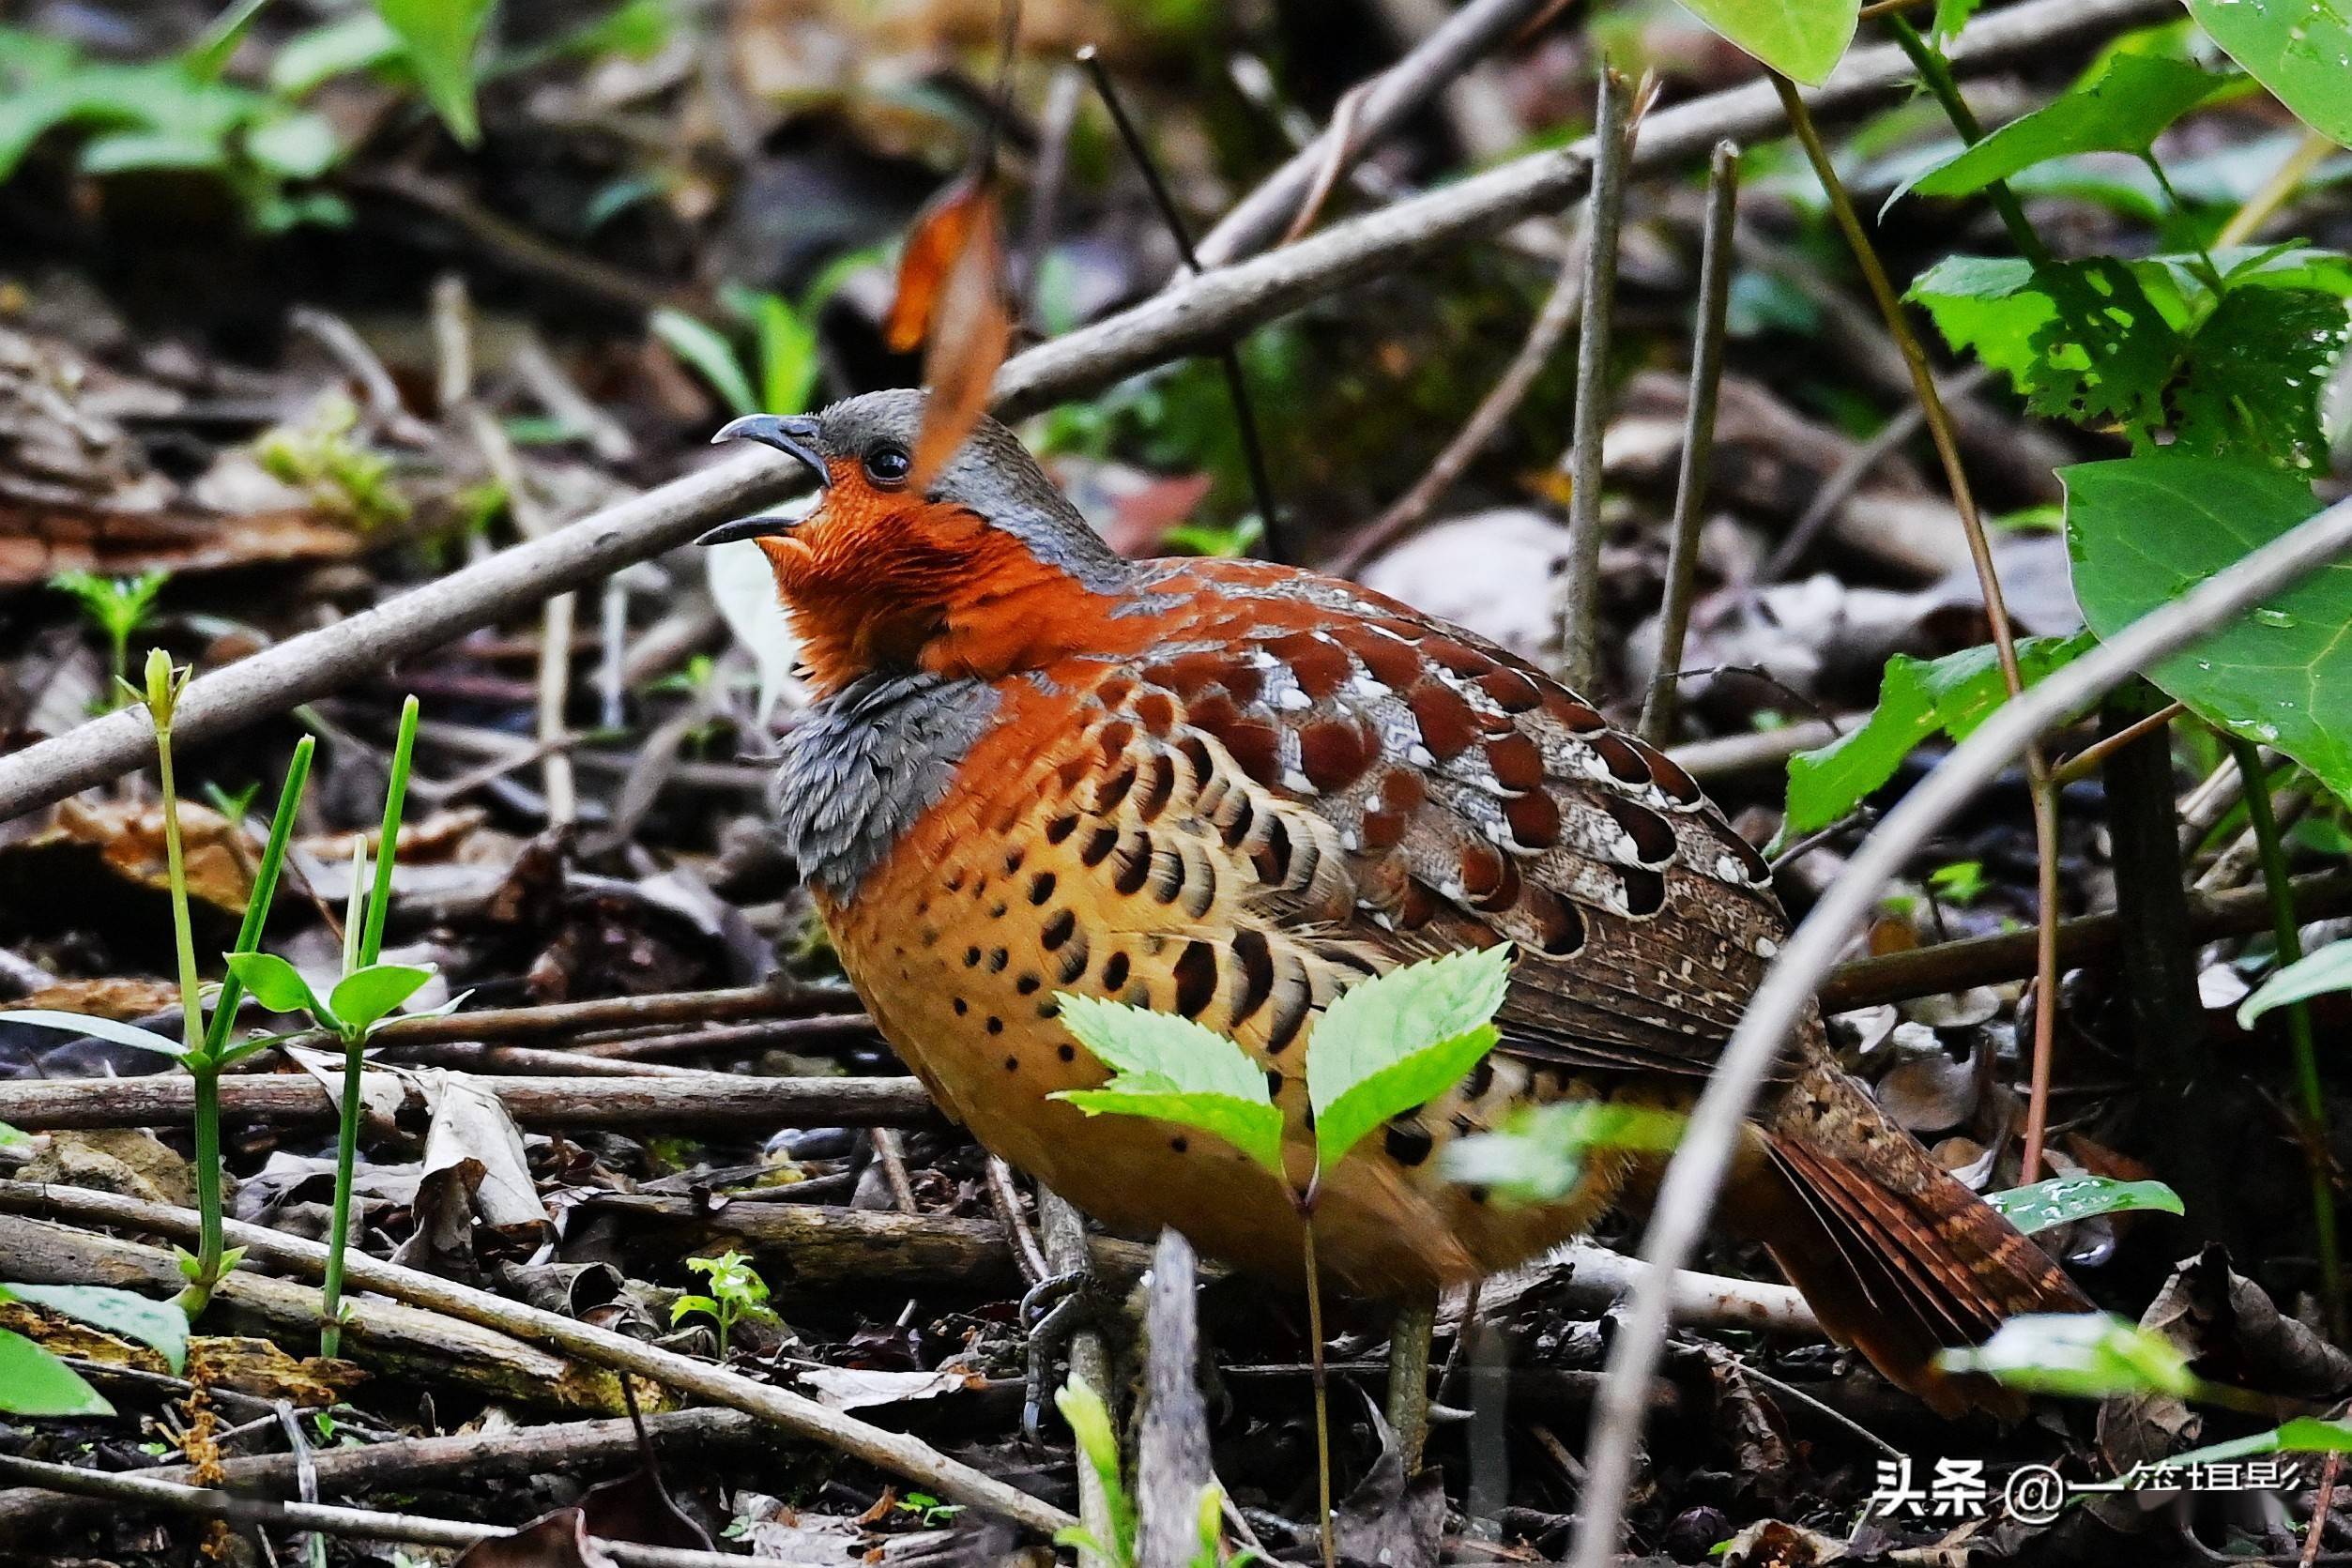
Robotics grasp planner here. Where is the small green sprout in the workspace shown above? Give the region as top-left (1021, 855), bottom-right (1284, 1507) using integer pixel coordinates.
top-left (669, 1249), bottom-right (780, 1359)
top-left (1928, 860), bottom-right (1989, 905)
top-left (50, 569), bottom-right (170, 698)
top-left (256, 394), bottom-right (408, 528)
top-left (894, 1492), bottom-right (965, 1527)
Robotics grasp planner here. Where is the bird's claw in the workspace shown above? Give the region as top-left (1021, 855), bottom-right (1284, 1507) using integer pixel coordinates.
top-left (1019, 1269), bottom-right (1113, 1442)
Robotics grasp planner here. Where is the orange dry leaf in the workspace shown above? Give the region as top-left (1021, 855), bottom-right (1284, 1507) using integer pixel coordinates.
top-left (884, 173), bottom-right (1014, 491)
top-left (882, 173), bottom-right (991, 353)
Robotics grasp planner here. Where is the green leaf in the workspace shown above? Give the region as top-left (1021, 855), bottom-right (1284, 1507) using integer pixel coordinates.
top-left (1440, 1101), bottom-right (1687, 1206)
top-left (2064, 454), bottom-right (2352, 805)
top-left (0, 1326), bottom-right (112, 1416)
top-left (1937, 1312), bottom-right (2201, 1398)
top-left (2166, 285), bottom-right (2351, 472)
top-left (1909, 256), bottom-right (2182, 439)
top-left (756, 294), bottom-right (820, 416)
top-left (3, 1284), bottom-right (189, 1374)
top-left (1783, 633), bottom-right (2091, 838)
top-left (270, 11), bottom-right (403, 97)
top-left (1304, 947), bottom-right (1515, 1175)
top-left (223, 951), bottom-right (330, 1024)
top-left (374, 0), bottom-right (494, 145)
top-left (1932, 0), bottom-right (1982, 39)
top-left (245, 112), bottom-right (341, 181)
top-left (2239, 940), bottom-right (2352, 1027)
top-left (0, 1010), bottom-right (187, 1058)
top-left (2167, 1417), bottom-right (2352, 1469)
top-left (652, 308), bottom-right (756, 417)
top-left (1902, 55), bottom-right (2232, 201)
top-left (1051, 994), bottom-right (1287, 1177)
top-left (2186, 0), bottom-right (2352, 147)
top-left (1984, 1176), bottom-right (2184, 1234)
top-left (328, 962), bottom-right (435, 1034)
top-left (1667, 0), bottom-right (1857, 84)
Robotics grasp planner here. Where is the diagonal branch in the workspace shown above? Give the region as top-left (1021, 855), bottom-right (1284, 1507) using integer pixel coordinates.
top-left (1565, 492), bottom-right (2352, 1568)
top-left (0, 0), bottom-right (2174, 824)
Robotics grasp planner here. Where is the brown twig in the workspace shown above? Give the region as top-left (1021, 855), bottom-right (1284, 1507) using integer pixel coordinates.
top-left (2052, 698), bottom-right (2187, 787)
top-left (0, 1181), bottom-right (1075, 1531)
top-left (1079, 46), bottom-right (1288, 561)
top-left (1327, 220), bottom-right (1584, 577)
top-left (1768, 72), bottom-right (2066, 1185)
top-left (1558, 66), bottom-right (1633, 693)
top-left (0, 1452), bottom-right (785, 1568)
top-left (985, 1155), bottom-right (1051, 1286)
top-left (1639, 140), bottom-right (1739, 745)
top-left (0, 1073), bottom-right (932, 1132)
top-left (1194, 0), bottom-right (1563, 267)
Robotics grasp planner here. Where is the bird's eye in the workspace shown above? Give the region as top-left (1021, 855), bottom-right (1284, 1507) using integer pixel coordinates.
top-left (864, 444), bottom-right (912, 487)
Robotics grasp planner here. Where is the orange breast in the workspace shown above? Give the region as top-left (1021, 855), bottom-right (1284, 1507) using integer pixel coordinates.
top-left (817, 674), bottom-right (1634, 1297)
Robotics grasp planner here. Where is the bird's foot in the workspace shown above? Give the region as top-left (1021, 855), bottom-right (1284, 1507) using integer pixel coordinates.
top-left (1020, 1268), bottom-right (1118, 1441)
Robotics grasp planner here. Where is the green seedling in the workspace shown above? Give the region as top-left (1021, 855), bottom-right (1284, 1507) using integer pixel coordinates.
top-left (1053, 1374), bottom-right (1241, 1568)
top-left (0, 652), bottom-right (316, 1331)
top-left (893, 1493), bottom-right (964, 1528)
top-left (1053, 944), bottom-right (1518, 1568)
top-left (667, 1249), bottom-right (779, 1360)
top-left (224, 697), bottom-right (446, 1358)
top-left (50, 570), bottom-right (170, 701)
top-left (256, 393), bottom-right (408, 528)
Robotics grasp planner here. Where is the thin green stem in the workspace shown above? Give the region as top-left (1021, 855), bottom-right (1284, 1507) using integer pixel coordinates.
top-left (1883, 18), bottom-right (2051, 267)
top-left (1300, 1213), bottom-right (1336, 1568)
top-left (359, 697), bottom-right (420, 967)
top-left (2229, 736), bottom-right (2345, 1342)
top-left (203, 736), bottom-right (316, 1058)
top-left (318, 1028), bottom-right (367, 1360)
top-left (152, 727), bottom-right (205, 1063)
top-left (180, 737), bottom-right (317, 1318)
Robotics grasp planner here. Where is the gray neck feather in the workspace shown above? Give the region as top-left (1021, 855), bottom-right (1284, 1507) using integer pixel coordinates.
top-left (771, 671), bottom-right (1000, 898)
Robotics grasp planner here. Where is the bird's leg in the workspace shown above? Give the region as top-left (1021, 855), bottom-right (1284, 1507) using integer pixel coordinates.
top-left (1020, 1267), bottom-right (1116, 1440)
top-left (1384, 1290), bottom-right (1441, 1473)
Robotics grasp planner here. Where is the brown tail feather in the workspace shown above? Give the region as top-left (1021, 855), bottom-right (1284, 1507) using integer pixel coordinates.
top-left (1724, 1064), bottom-right (2090, 1417)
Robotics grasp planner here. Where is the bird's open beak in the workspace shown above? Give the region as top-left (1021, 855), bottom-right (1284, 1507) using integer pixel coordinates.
top-left (711, 413), bottom-right (831, 489)
top-left (701, 413), bottom-right (830, 547)
top-left (694, 513), bottom-right (802, 547)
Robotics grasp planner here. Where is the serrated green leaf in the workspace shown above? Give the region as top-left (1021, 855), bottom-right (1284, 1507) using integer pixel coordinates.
top-left (328, 962), bottom-right (434, 1033)
top-left (2064, 454), bottom-right (2352, 805)
top-left (1783, 634), bottom-right (2092, 838)
top-left (5, 1284), bottom-right (189, 1374)
top-left (652, 308), bottom-right (756, 417)
top-left (0, 1326), bottom-right (112, 1416)
top-left (1984, 1176), bottom-right (2184, 1234)
top-left (1932, 0), bottom-right (1982, 39)
top-left (1668, 0), bottom-right (1857, 84)
top-left (1909, 256), bottom-right (2182, 441)
top-left (1902, 55), bottom-right (2232, 202)
top-left (2239, 940), bottom-right (2352, 1027)
top-left (1315, 1026), bottom-right (1500, 1176)
top-left (1937, 1312), bottom-right (2201, 1398)
top-left (374, 0), bottom-right (493, 145)
top-left (2186, 0), bottom-right (2352, 148)
top-left (1304, 947), bottom-right (1515, 1172)
top-left (1051, 994), bottom-right (1286, 1176)
top-left (2166, 286), bottom-right (2351, 472)
top-left (223, 951), bottom-right (330, 1024)
top-left (1440, 1101), bottom-right (1687, 1207)
top-left (0, 1010), bottom-right (187, 1058)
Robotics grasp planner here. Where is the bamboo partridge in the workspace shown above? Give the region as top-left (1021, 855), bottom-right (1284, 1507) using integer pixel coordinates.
top-left (699, 389), bottom-right (2088, 1414)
